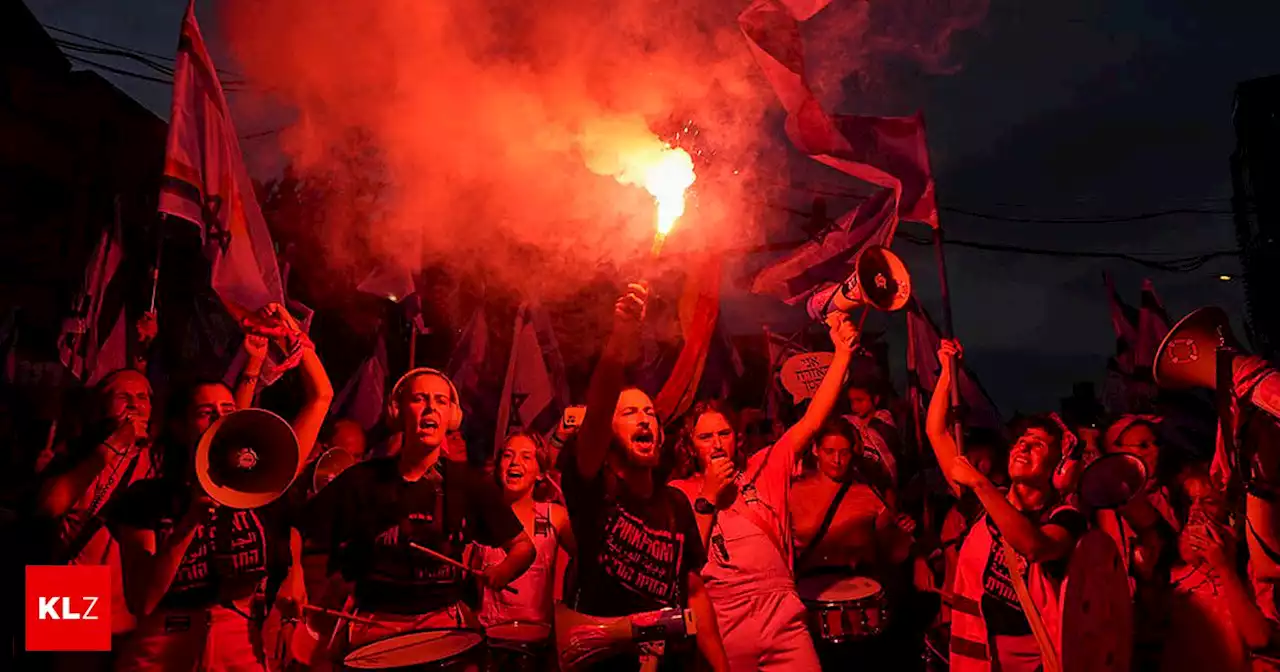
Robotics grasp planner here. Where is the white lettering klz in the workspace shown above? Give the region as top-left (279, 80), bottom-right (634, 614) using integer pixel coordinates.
top-left (37, 596), bottom-right (99, 620)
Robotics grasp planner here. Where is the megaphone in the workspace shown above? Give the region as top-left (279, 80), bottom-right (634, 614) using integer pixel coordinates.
top-left (1153, 306), bottom-right (1241, 390)
top-left (806, 245), bottom-right (911, 322)
top-left (196, 408), bottom-right (301, 509)
top-left (1076, 453), bottom-right (1149, 510)
top-left (312, 447), bottom-right (359, 495)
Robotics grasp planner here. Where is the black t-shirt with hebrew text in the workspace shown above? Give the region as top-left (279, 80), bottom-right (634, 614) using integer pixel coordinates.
top-left (107, 477), bottom-right (291, 610)
top-left (299, 457), bottom-right (522, 615)
top-left (980, 503), bottom-right (1088, 636)
top-left (558, 439), bottom-right (706, 671)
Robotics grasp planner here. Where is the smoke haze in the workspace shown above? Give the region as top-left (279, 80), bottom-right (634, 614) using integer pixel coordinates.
top-left (222, 0), bottom-right (986, 298)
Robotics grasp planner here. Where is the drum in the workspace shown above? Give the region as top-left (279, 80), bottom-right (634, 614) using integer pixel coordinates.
top-left (343, 628), bottom-right (486, 670)
top-left (485, 622), bottom-right (551, 671)
top-left (796, 575), bottom-right (888, 643)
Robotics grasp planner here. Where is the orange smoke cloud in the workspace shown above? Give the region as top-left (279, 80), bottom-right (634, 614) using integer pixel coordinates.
top-left (221, 0), bottom-right (985, 297)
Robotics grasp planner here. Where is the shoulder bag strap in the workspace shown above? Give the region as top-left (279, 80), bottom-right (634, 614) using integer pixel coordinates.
top-left (796, 480), bottom-right (852, 569)
top-left (725, 445), bottom-right (789, 564)
top-left (998, 537), bottom-right (1062, 672)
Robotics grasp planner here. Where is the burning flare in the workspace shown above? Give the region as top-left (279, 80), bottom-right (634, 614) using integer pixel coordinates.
top-left (578, 121), bottom-right (697, 256)
top-left (642, 146), bottom-right (696, 237)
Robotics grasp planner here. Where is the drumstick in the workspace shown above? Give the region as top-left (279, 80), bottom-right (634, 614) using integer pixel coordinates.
top-left (300, 604), bottom-right (394, 630)
top-left (920, 585), bottom-right (958, 608)
top-left (409, 542), bottom-right (520, 595)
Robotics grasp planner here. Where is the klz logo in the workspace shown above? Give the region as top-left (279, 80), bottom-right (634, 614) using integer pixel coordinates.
top-left (26, 565), bottom-right (111, 651)
top-left (37, 596), bottom-right (100, 620)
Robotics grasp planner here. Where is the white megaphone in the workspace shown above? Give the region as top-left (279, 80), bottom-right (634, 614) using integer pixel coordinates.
top-left (805, 245), bottom-right (911, 322)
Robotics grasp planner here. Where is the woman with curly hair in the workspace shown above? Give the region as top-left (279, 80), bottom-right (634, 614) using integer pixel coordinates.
top-left (667, 314), bottom-right (858, 671)
top-left (472, 430), bottom-right (575, 630)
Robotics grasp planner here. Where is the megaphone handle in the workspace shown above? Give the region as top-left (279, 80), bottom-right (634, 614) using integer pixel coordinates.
top-left (1216, 348), bottom-right (1247, 491)
top-left (855, 306), bottom-right (870, 336)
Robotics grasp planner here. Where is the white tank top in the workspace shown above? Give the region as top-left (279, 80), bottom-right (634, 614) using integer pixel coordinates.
top-left (475, 502), bottom-right (559, 626)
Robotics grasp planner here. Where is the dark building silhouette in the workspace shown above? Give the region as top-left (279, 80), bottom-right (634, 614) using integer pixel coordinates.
top-left (1, 0), bottom-right (166, 337)
top-left (1232, 74), bottom-right (1280, 357)
top-left (0, 0), bottom-right (167, 475)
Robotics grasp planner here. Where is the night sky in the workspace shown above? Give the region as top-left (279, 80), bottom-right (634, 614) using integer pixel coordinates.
top-left (24, 0), bottom-right (1280, 412)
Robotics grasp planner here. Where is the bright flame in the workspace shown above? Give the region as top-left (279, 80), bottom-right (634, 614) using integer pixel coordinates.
top-left (643, 147), bottom-right (696, 236)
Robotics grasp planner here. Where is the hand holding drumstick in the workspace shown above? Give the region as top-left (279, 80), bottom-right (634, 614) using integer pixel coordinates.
top-left (409, 542), bottom-right (520, 594)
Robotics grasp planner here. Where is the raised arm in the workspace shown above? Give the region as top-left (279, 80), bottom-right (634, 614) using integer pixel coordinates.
top-left (232, 335), bottom-right (268, 409)
top-left (951, 457), bottom-right (1076, 562)
top-left (775, 314), bottom-right (857, 457)
top-left (574, 283), bottom-right (647, 479)
top-left (292, 346), bottom-right (334, 463)
top-left (927, 339), bottom-right (964, 496)
top-left (261, 303), bottom-right (334, 469)
top-left (38, 421), bottom-right (143, 519)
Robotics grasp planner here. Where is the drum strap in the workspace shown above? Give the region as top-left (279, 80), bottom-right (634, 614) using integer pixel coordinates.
top-left (797, 481), bottom-right (852, 569)
top-left (998, 538), bottom-right (1061, 672)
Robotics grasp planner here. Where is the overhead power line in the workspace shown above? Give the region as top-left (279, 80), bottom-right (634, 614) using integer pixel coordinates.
top-left (64, 53), bottom-right (175, 86)
top-left (895, 230), bottom-right (1234, 273)
top-left (941, 205), bottom-right (1237, 225)
top-left (783, 184), bottom-right (1245, 224)
top-left (754, 202), bottom-right (1235, 272)
top-left (43, 24), bottom-right (245, 81)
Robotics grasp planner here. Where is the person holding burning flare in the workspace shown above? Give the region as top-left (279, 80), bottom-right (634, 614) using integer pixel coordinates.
top-left (558, 281), bottom-right (729, 671)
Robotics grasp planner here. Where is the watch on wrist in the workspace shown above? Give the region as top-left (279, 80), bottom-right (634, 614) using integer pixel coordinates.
top-left (693, 497), bottom-right (716, 515)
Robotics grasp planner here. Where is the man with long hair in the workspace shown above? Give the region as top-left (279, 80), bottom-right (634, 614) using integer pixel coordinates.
top-left (667, 314), bottom-right (857, 670)
top-left (559, 282), bottom-right (728, 671)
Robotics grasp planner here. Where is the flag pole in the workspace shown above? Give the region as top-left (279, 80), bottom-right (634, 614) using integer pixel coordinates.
top-left (933, 221), bottom-right (966, 490)
top-left (921, 110), bottom-right (966, 484)
top-left (150, 227), bottom-right (164, 313)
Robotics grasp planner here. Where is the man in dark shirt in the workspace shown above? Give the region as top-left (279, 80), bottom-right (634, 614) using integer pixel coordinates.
top-left (300, 367), bottom-right (534, 656)
top-left (560, 282), bottom-right (728, 672)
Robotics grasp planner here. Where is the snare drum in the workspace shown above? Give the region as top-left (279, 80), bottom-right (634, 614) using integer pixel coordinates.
top-left (485, 622), bottom-right (551, 671)
top-left (797, 575), bottom-right (888, 643)
top-left (343, 628), bottom-right (486, 670)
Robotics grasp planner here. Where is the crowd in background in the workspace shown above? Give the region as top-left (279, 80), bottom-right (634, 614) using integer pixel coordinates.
top-left (2, 274), bottom-right (1279, 672)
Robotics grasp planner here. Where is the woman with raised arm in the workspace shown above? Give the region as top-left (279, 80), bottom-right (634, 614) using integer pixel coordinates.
top-left (666, 314), bottom-right (857, 670)
top-left (109, 303), bottom-right (333, 671)
top-left (927, 339), bottom-right (1088, 672)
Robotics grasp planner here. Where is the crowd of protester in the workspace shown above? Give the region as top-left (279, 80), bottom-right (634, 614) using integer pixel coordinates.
top-left (5, 276), bottom-right (1280, 672)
